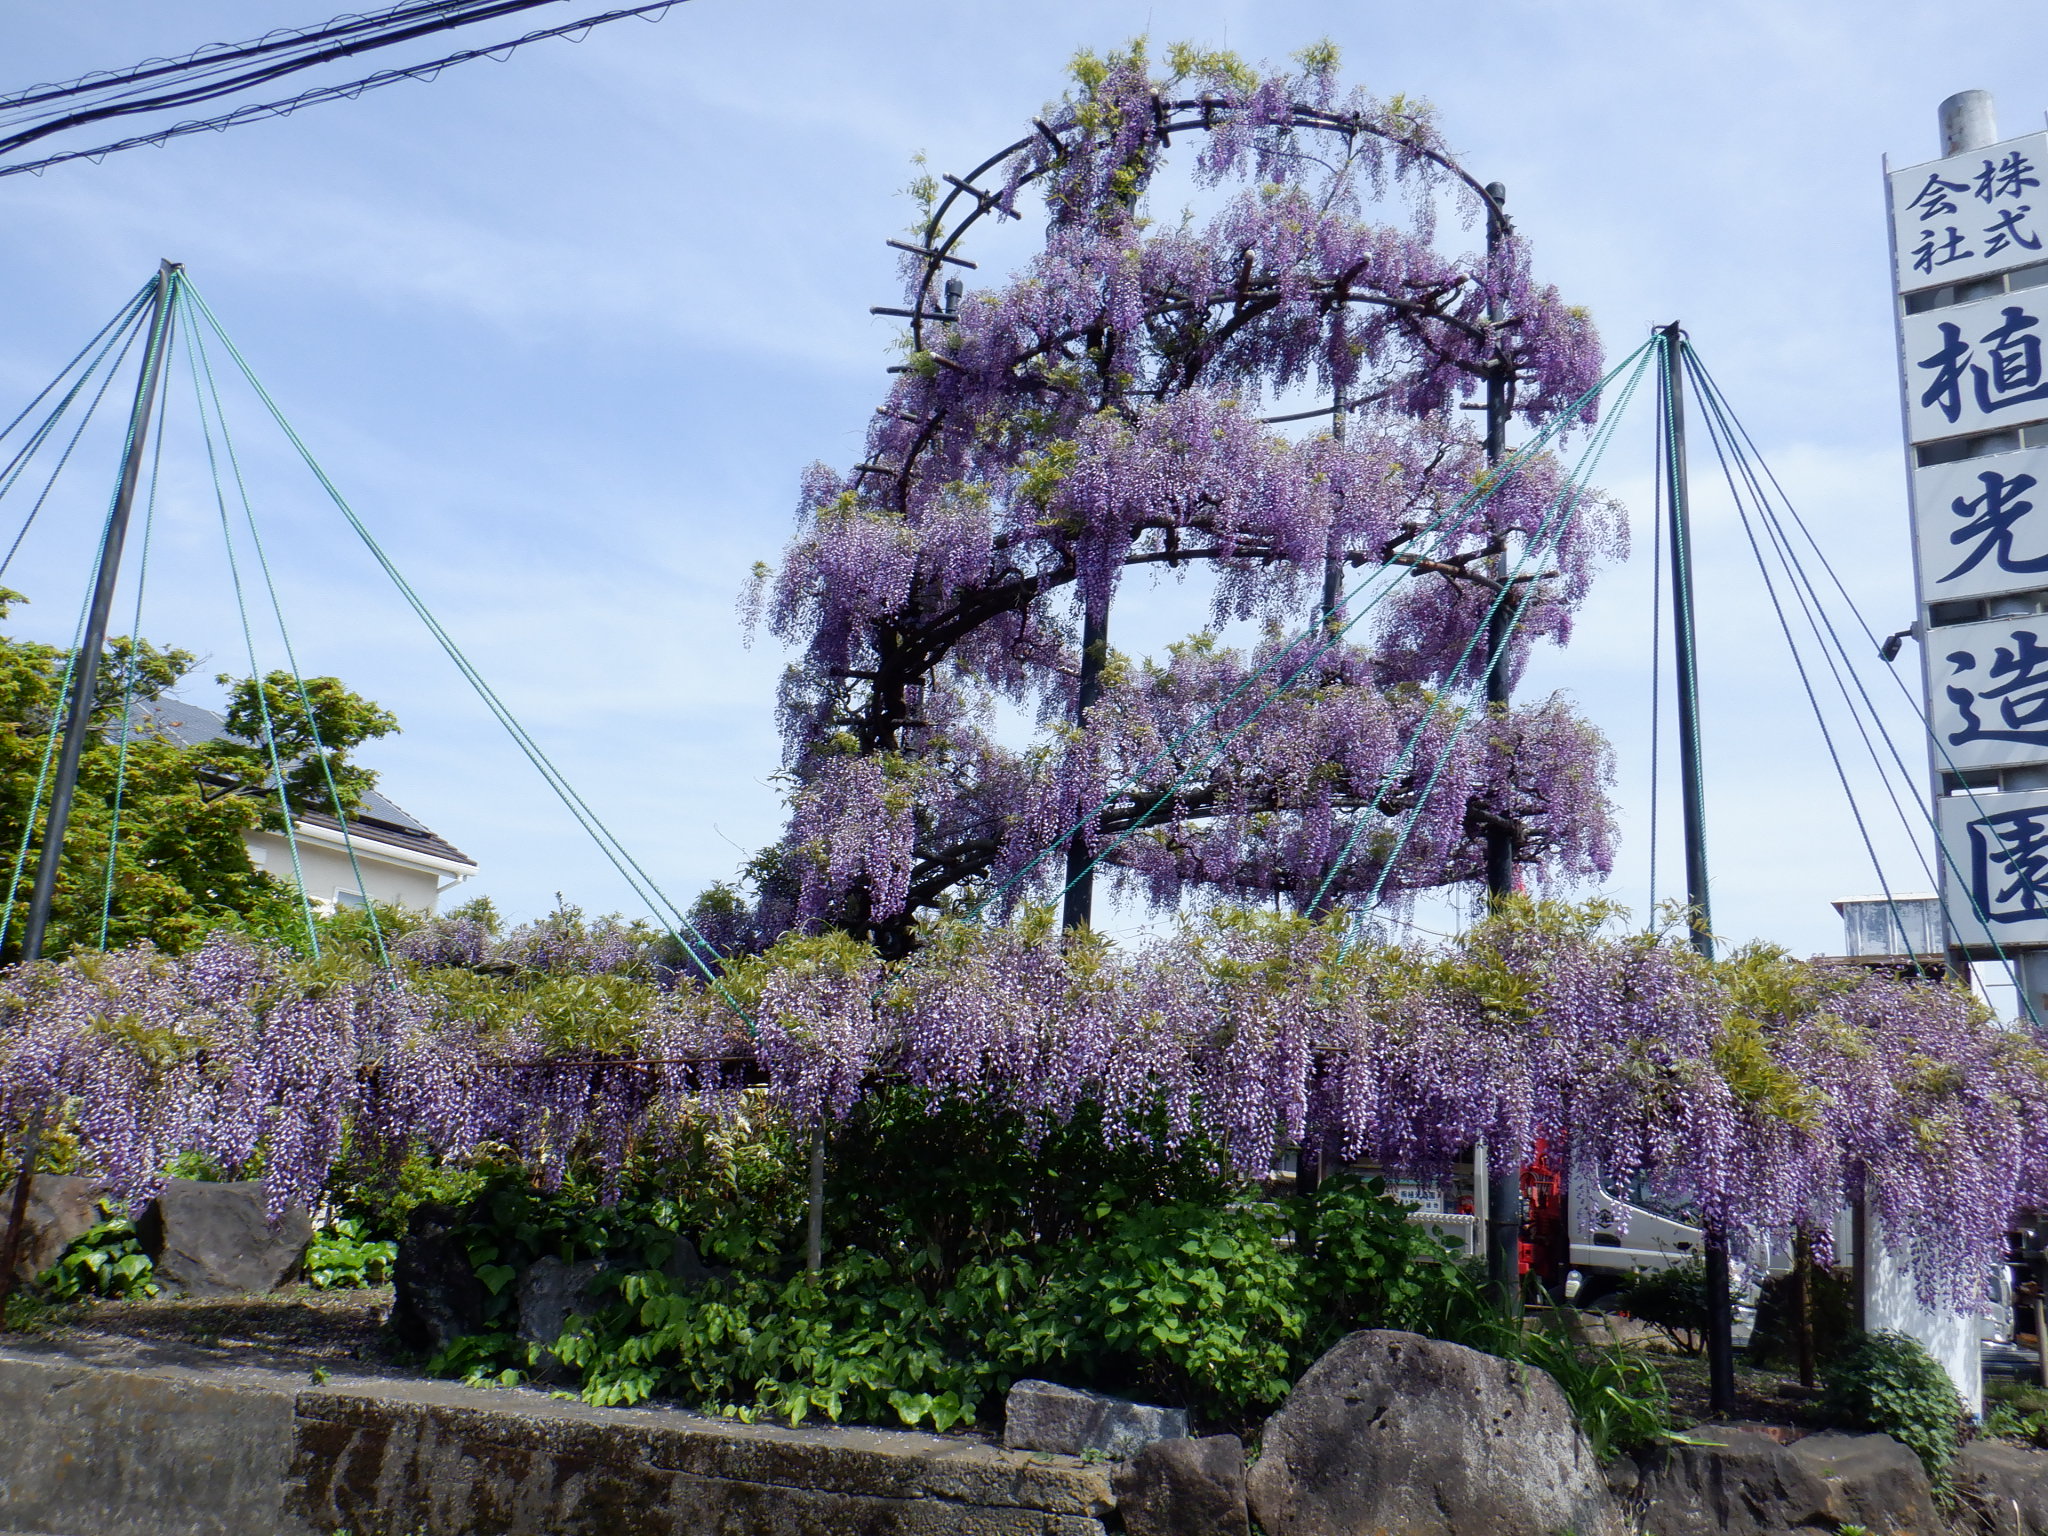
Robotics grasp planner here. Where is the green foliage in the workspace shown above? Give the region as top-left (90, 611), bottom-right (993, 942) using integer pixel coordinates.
top-left (420, 1091), bottom-right (1670, 1451)
top-left (1984, 1379), bottom-right (2048, 1447)
top-left (0, 594), bottom-right (398, 957)
top-left (1515, 1319), bottom-right (1672, 1461)
top-left (1299, 1174), bottom-right (1459, 1347)
top-left (306, 1216), bottom-right (395, 1289)
top-left (199, 670), bottom-right (398, 824)
top-left (1820, 1331), bottom-right (1965, 1490)
top-left (1075, 1198), bottom-right (1304, 1408)
top-left (1617, 1261), bottom-right (1710, 1356)
top-left (40, 1207), bottom-right (157, 1301)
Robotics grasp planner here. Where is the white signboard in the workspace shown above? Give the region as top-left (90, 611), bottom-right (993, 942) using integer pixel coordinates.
top-left (1913, 446), bottom-right (2048, 601)
top-left (1939, 786), bottom-right (2048, 947)
top-left (1902, 290), bottom-right (2048, 443)
top-left (1927, 612), bottom-right (2048, 769)
top-left (1891, 131), bottom-right (2048, 292)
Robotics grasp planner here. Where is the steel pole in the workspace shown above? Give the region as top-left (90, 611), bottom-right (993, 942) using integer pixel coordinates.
top-left (1661, 321), bottom-right (1737, 1414)
top-left (1478, 182), bottom-right (1526, 1321)
top-left (0, 261), bottom-right (177, 1329)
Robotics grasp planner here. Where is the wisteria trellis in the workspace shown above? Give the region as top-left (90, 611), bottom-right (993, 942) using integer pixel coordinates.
top-left (4, 906), bottom-right (2043, 1312)
top-left (748, 44), bottom-right (1622, 953)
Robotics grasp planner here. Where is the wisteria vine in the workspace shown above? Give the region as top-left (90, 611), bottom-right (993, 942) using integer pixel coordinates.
top-left (747, 43), bottom-right (1622, 952)
top-left (4, 905), bottom-right (2043, 1312)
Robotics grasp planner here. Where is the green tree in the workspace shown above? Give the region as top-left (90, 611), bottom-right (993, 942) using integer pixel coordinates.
top-left (0, 590), bottom-right (398, 956)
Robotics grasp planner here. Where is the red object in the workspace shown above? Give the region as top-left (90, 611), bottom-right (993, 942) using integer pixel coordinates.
top-left (1519, 1138), bottom-right (1567, 1283)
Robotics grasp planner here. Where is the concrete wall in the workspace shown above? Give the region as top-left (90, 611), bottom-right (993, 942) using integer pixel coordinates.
top-left (0, 1337), bottom-right (1113, 1536)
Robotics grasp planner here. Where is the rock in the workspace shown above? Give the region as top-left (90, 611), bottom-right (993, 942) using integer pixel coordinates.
top-left (515, 1255), bottom-right (606, 1347)
top-left (137, 1179), bottom-right (311, 1299)
top-left (8, 1174), bottom-right (104, 1284)
top-left (661, 1232), bottom-right (724, 1289)
top-left (1954, 1439), bottom-right (2048, 1535)
top-left (1246, 1328), bottom-right (1624, 1536)
top-left (1112, 1434), bottom-right (1247, 1536)
top-left (1633, 1423), bottom-right (1940, 1535)
top-left (388, 1202), bottom-right (487, 1354)
top-left (1001, 1379), bottom-right (1189, 1459)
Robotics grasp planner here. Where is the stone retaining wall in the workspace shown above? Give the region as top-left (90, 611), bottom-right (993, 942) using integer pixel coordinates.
top-left (0, 1338), bottom-right (1114, 1536)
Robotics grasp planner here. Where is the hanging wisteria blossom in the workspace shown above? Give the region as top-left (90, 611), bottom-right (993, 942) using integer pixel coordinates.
top-left (5, 908), bottom-right (2044, 1313)
top-left (746, 43), bottom-right (1621, 952)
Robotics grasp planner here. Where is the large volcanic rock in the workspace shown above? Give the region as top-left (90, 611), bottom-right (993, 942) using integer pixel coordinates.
top-left (1246, 1328), bottom-right (1624, 1536)
top-left (138, 1179), bottom-right (311, 1299)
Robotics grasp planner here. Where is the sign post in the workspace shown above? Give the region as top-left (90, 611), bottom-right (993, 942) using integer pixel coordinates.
top-left (1879, 89), bottom-right (2048, 1417)
top-left (1889, 96), bottom-right (2048, 1019)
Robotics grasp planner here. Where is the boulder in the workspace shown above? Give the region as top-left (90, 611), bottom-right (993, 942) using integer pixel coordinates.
top-left (8, 1174), bottom-right (104, 1284)
top-left (388, 1202), bottom-right (487, 1354)
top-left (1001, 1379), bottom-right (1189, 1459)
top-left (1954, 1439), bottom-right (2048, 1535)
top-left (515, 1255), bottom-right (606, 1347)
top-left (1112, 1433), bottom-right (1248, 1536)
top-left (137, 1179), bottom-right (310, 1299)
top-left (662, 1232), bottom-right (724, 1289)
top-left (1246, 1328), bottom-right (1624, 1536)
top-left (1632, 1423), bottom-right (1940, 1535)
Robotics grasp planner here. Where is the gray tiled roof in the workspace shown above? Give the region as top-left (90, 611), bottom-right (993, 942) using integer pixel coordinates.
top-left (126, 695), bottom-right (476, 868)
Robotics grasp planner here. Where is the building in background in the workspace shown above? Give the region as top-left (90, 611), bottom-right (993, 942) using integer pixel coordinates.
top-left (132, 696), bottom-right (476, 913)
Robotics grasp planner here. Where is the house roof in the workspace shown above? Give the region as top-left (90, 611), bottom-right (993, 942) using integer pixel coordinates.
top-left (127, 695), bottom-right (477, 869)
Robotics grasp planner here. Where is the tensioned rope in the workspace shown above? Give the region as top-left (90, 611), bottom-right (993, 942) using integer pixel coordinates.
top-left (176, 281), bottom-right (747, 1014)
top-left (1682, 345), bottom-right (2041, 1025)
top-left (0, 279), bottom-right (152, 481)
top-left (0, 287), bottom-right (177, 956)
top-left (965, 336), bottom-right (1662, 926)
top-left (173, 280), bottom-right (331, 957)
top-left (181, 282), bottom-right (400, 964)
top-left (1329, 345), bottom-right (1657, 952)
top-left (0, 297), bottom-right (156, 582)
top-left (1683, 344), bottom-right (1938, 978)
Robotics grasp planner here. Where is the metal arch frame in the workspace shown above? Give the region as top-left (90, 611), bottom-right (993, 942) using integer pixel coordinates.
top-left (895, 98), bottom-right (1510, 359)
top-left (853, 94), bottom-right (1522, 512)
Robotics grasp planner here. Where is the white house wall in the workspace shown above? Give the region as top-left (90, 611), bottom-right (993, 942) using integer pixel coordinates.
top-left (245, 832), bottom-right (446, 912)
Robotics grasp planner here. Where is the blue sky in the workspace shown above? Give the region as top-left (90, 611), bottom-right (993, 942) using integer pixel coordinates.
top-left (0, 0), bottom-right (2039, 963)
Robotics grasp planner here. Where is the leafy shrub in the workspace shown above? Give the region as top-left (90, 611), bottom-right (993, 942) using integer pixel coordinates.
top-left (1984, 1379), bottom-right (2048, 1448)
top-left (40, 1209), bottom-right (157, 1301)
top-left (1518, 1316), bottom-right (1672, 1461)
top-left (417, 1091), bottom-right (1670, 1451)
top-left (1820, 1331), bottom-right (1965, 1490)
top-left (307, 1217), bottom-right (396, 1289)
top-left (1616, 1260), bottom-right (1709, 1356)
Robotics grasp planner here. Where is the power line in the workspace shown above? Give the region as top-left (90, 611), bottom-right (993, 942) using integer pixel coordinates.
top-left (0, 1), bottom-right (682, 180)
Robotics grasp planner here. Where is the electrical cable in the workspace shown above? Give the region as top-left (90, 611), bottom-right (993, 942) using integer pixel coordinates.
top-left (0, 3), bottom-right (683, 181)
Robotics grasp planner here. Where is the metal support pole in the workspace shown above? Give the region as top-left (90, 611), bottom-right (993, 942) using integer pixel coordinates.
top-left (1660, 324), bottom-right (1714, 960)
top-left (1477, 181), bottom-right (1526, 1321)
top-left (0, 261), bottom-right (177, 1329)
top-left (1660, 320), bottom-right (1735, 1411)
top-left (1061, 597), bottom-right (1109, 932)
